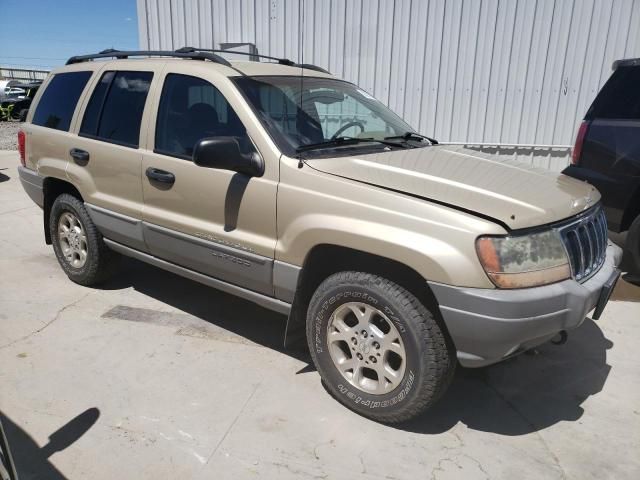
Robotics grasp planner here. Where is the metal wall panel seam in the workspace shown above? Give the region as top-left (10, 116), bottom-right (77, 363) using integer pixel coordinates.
top-left (530, 0), bottom-right (556, 147)
top-left (479, 0), bottom-right (499, 142)
top-left (547, 0), bottom-right (575, 146)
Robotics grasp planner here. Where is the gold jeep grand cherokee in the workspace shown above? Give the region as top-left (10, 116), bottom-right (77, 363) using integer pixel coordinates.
top-left (17, 48), bottom-right (622, 423)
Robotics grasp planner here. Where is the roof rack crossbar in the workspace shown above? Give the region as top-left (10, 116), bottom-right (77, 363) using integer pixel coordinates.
top-left (65, 49), bottom-right (232, 67)
top-left (176, 46), bottom-right (293, 65)
top-left (177, 46), bottom-right (330, 74)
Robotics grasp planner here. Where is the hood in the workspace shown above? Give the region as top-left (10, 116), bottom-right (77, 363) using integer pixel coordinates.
top-left (305, 145), bottom-right (600, 230)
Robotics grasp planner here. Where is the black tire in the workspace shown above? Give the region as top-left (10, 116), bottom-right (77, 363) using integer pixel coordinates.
top-left (50, 193), bottom-right (118, 285)
top-left (626, 215), bottom-right (640, 276)
top-left (306, 271), bottom-right (455, 423)
top-left (18, 109), bottom-right (28, 122)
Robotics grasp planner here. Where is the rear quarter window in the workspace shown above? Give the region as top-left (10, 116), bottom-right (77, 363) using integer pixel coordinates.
top-left (32, 71), bottom-right (92, 131)
top-left (587, 66), bottom-right (640, 120)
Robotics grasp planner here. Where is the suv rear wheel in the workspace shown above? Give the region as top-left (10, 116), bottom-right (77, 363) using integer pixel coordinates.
top-left (50, 194), bottom-right (118, 285)
top-left (306, 271), bottom-right (455, 423)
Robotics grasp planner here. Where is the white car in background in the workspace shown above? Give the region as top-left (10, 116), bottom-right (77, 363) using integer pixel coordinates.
top-left (4, 87), bottom-right (26, 98)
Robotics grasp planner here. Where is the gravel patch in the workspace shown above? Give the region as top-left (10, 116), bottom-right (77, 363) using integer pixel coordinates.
top-left (0, 121), bottom-right (21, 150)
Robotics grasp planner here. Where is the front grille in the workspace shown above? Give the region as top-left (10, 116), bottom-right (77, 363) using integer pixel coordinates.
top-left (557, 206), bottom-right (608, 282)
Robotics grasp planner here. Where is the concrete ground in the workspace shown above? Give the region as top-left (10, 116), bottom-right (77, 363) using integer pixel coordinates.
top-left (1, 150), bottom-right (639, 480)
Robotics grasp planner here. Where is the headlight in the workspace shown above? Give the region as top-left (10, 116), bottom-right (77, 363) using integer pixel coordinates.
top-left (476, 230), bottom-right (570, 288)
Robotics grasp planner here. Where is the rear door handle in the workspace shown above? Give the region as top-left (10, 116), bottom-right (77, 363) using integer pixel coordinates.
top-left (69, 148), bottom-right (89, 163)
top-left (145, 167), bottom-right (175, 185)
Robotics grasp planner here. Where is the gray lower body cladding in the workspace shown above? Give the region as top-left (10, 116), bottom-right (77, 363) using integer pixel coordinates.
top-left (429, 243), bottom-right (623, 367)
top-left (18, 166), bottom-right (44, 207)
top-left (273, 261), bottom-right (300, 303)
top-left (85, 204), bottom-right (147, 251)
top-left (84, 202), bottom-right (300, 313)
top-left (103, 238), bottom-right (291, 315)
top-left (143, 222), bottom-right (273, 295)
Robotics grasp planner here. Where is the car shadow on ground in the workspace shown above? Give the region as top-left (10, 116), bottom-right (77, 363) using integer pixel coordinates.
top-left (399, 318), bottom-right (613, 435)
top-left (100, 258), bottom-right (308, 363)
top-left (1, 408), bottom-right (100, 479)
top-left (101, 258), bottom-right (614, 437)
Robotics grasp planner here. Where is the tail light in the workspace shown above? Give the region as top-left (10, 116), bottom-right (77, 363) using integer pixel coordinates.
top-left (571, 121), bottom-right (589, 165)
top-left (18, 130), bottom-right (26, 167)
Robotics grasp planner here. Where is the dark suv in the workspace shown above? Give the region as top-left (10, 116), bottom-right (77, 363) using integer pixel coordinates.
top-left (563, 58), bottom-right (640, 275)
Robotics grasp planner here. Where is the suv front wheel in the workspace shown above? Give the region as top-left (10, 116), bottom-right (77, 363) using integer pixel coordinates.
top-left (50, 194), bottom-right (118, 286)
top-left (306, 271), bottom-right (455, 423)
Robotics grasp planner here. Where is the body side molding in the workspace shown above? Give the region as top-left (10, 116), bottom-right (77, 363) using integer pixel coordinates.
top-left (84, 203), bottom-right (275, 295)
top-left (103, 238), bottom-right (291, 315)
top-left (85, 203), bottom-right (148, 252)
top-left (142, 222), bottom-right (273, 295)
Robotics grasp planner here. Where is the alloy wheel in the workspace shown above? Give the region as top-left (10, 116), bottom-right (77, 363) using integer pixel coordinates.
top-left (326, 302), bottom-right (406, 395)
top-left (57, 211), bottom-right (88, 268)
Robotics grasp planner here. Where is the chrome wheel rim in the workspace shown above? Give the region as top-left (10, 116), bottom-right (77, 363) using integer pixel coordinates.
top-left (57, 212), bottom-right (88, 268)
top-left (326, 302), bottom-right (406, 395)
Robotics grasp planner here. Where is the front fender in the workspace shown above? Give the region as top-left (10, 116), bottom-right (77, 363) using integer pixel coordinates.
top-left (276, 156), bottom-right (505, 288)
top-left (277, 213), bottom-right (490, 287)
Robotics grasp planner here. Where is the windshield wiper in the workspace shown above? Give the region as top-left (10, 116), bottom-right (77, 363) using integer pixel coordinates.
top-left (296, 136), bottom-right (408, 153)
top-left (384, 131), bottom-right (438, 145)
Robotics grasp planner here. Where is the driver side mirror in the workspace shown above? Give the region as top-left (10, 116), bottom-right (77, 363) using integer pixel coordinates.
top-left (193, 137), bottom-right (264, 177)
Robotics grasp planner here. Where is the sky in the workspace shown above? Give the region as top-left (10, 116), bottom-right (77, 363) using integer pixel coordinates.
top-left (0, 0), bottom-right (139, 71)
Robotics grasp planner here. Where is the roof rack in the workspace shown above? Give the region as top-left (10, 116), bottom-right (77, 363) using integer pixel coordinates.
top-left (65, 47), bottom-right (331, 75)
top-left (66, 48), bottom-right (232, 67)
top-left (176, 46), bottom-right (331, 74)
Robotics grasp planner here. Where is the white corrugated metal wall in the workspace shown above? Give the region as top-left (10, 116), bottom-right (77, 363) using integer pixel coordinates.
top-left (137, 0), bottom-right (640, 170)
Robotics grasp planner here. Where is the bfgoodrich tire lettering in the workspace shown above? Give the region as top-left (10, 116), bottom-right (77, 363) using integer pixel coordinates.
top-left (306, 271), bottom-right (455, 423)
top-left (50, 194), bottom-right (118, 286)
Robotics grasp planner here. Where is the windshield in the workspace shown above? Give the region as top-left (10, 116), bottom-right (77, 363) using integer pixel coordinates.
top-left (233, 76), bottom-right (417, 156)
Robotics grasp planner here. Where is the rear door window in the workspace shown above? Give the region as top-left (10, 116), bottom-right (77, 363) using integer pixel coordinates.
top-left (154, 73), bottom-right (253, 159)
top-left (80, 71), bottom-right (114, 136)
top-left (80, 71), bottom-right (153, 148)
top-left (32, 71), bottom-right (92, 131)
top-left (587, 67), bottom-right (640, 120)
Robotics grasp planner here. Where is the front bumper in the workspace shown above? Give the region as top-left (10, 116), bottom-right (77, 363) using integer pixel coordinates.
top-left (428, 243), bottom-right (623, 367)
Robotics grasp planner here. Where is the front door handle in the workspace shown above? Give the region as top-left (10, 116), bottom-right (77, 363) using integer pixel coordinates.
top-left (69, 148), bottom-right (90, 163)
top-left (145, 167), bottom-right (175, 185)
